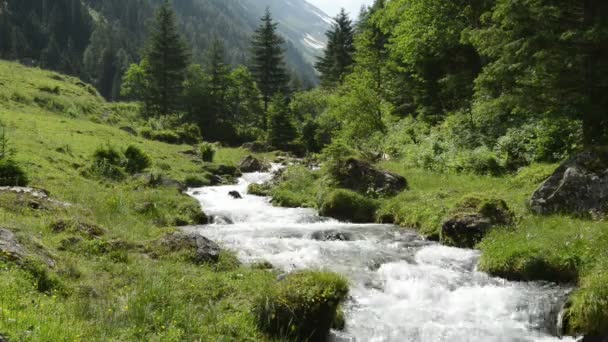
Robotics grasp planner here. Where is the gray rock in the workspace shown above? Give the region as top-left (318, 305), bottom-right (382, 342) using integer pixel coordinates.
top-left (0, 228), bottom-right (26, 263)
top-left (228, 191), bottom-right (242, 199)
top-left (530, 149), bottom-right (608, 217)
top-left (0, 228), bottom-right (55, 267)
top-left (0, 333), bottom-right (8, 342)
top-left (159, 232), bottom-right (220, 264)
top-left (335, 158), bottom-right (408, 196)
top-left (311, 230), bottom-right (353, 242)
top-left (238, 155), bottom-right (270, 173)
top-left (441, 214), bottom-right (493, 249)
top-left (0, 186), bottom-right (71, 208)
top-left (441, 197), bottom-right (513, 249)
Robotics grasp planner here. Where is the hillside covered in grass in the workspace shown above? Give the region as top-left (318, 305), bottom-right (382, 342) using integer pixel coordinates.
top-left (0, 60), bottom-right (347, 341)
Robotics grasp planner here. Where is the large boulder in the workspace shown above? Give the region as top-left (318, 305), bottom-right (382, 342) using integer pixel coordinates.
top-left (530, 149), bottom-right (608, 218)
top-left (238, 155), bottom-right (270, 173)
top-left (158, 232), bottom-right (220, 264)
top-left (441, 196), bottom-right (513, 248)
top-left (333, 158), bottom-right (407, 196)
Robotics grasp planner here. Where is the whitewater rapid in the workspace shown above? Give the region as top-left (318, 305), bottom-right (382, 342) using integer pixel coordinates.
top-left (186, 169), bottom-right (574, 342)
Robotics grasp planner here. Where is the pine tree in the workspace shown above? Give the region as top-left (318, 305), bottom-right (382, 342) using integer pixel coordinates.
top-left (206, 38), bottom-right (229, 111)
top-left (144, 0), bottom-right (190, 116)
top-left (250, 8), bottom-right (289, 114)
top-left (316, 9), bottom-right (355, 88)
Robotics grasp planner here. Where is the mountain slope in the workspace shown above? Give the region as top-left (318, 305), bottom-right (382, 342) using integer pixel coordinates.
top-left (241, 0), bottom-right (331, 65)
top-left (0, 0), bottom-right (331, 97)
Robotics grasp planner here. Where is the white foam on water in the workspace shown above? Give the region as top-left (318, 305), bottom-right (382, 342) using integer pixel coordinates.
top-left (187, 168), bottom-right (574, 342)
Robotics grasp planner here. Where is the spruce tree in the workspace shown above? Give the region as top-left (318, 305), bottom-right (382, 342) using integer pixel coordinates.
top-left (250, 8), bottom-right (289, 114)
top-left (316, 9), bottom-right (355, 88)
top-left (206, 38), bottom-right (229, 111)
top-left (144, 0), bottom-right (190, 116)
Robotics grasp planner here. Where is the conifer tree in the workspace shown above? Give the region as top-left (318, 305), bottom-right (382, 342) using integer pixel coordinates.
top-left (316, 9), bottom-right (355, 88)
top-left (206, 38), bottom-right (230, 111)
top-left (250, 8), bottom-right (289, 114)
top-left (144, 0), bottom-right (190, 116)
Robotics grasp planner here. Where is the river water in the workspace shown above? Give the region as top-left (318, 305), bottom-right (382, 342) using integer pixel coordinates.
top-left (187, 169), bottom-right (574, 342)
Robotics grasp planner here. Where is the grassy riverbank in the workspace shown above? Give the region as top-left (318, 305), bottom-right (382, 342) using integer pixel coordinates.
top-left (267, 160), bottom-right (608, 336)
top-left (0, 61), bottom-right (348, 341)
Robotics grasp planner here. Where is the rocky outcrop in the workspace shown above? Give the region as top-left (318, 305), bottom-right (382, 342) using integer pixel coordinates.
top-left (0, 228), bottom-right (55, 267)
top-left (0, 186), bottom-right (71, 209)
top-left (158, 232), bottom-right (220, 264)
top-left (441, 196), bottom-right (513, 249)
top-left (0, 228), bottom-right (26, 263)
top-left (530, 149), bottom-right (608, 218)
top-left (333, 158), bottom-right (408, 196)
top-left (238, 155), bottom-right (270, 173)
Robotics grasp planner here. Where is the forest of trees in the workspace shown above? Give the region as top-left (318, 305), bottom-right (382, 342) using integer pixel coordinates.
top-left (1, 0), bottom-right (606, 172)
top-left (307, 0), bottom-right (608, 175)
top-left (0, 0), bottom-right (317, 101)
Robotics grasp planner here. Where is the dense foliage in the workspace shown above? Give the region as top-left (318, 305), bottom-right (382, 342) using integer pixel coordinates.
top-left (301, 0), bottom-right (608, 175)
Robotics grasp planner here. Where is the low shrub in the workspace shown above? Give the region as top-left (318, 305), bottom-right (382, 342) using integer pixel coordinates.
top-left (124, 145), bottom-right (151, 174)
top-left (90, 146), bottom-right (125, 180)
top-left (92, 145), bottom-right (123, 166)
top-left (198, 142), bottom-right (216, 162)
top-left (176, 123), bottom-right (202, 145)
top-left (253, 271), bottom-right (349, 341)
top-left (141, 129), bottom-right (181, 144)
top-left (0, 159), bottom-right (29, 186)
top-left (319, 189), bottom-right (378, 223)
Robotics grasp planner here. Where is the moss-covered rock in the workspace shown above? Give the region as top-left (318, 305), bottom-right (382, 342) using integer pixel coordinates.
top-left (253, 271), bottom-right (349, 341)
top-left (238, 155), bottom-right (270, 173)
top-left (155, 232), bottom-right (220, 264)
top-left (329, 158), bottom-right (408, 197)
top-left (49, 219), bottom-right (106, 238)
top-left (247, 183), bottom-right (272, 197)
top-left (319, 189), bottom-right (378, 223)
top-left (441, 194), bottom-right (513, 248)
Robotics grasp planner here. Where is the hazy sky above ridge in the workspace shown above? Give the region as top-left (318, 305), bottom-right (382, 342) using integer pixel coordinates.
top-left (306, 0), bottom-right (373, 17)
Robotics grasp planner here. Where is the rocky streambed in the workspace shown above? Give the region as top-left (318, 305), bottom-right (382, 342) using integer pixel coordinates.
top-left (186, 168), bottom-right (574, 342)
